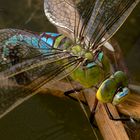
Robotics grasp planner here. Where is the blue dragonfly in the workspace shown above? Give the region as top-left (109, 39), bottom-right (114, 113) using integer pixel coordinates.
top-left (0, 0), bottom-right (140, 123)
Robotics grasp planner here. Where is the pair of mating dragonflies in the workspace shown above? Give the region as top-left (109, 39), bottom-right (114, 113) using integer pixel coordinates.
top-left (0, 0), bottom-right (140, 124)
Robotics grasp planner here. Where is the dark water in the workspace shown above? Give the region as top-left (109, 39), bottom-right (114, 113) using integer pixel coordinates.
top-left (114, 4), bottom-right (140, 82)
top-left (0, 0), bottom-right (140, 140)
top-left (0, 94), bottom-right (99, 140)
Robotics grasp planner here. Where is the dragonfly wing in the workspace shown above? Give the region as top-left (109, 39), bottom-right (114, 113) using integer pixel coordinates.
top-left (0, 79), bottom-right (36, 119)
top-left (0, 29), bottom-right (81, 118)
top-left (44, 0), bottom-right (92, 40)
top-left (82, 0), bottom-right (140, 49)
top-left (44, 0), bottom-right (139, 51)
top-left (44, 0), bottom-right (76, 36)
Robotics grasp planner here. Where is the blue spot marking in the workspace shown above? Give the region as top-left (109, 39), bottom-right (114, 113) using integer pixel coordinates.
top-left (119, 92), bottom-right (125, 98)
top-left (87, 62), bottom-right (96, 68)
top-left (6, 35), bottom-right (50, 53)
top-left (31, 37), bottom-right (40, 48)
top-left (98, 52), bottom-right (103, 61)
top-left (6, 35), bottom-right (19, 45)
top-left (119, 89), bottom-right (128, 98)
top-left (41, 37), bottom-right (47, 43)
top-left (47, 38), bottom-right (54, 46)
top-left (45, 32), bottom-right (60, 37)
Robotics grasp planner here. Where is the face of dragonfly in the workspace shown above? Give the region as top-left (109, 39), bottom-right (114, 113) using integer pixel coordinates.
top-left (0, 0), bottom-right (139, 119)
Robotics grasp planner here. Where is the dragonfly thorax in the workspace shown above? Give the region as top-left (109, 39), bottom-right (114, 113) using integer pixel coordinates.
top-left (71, 45), bottom-right (93, 62)
top-left (70, 47), bottom-right (111, 88)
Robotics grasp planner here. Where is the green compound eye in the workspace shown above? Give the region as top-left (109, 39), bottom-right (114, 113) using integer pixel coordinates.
top-left (96, 71), bottom-right (130, 105)
top-left (114, 71), bottom-right (128, 87)
top-left (96, 78), bottom-right (117, 103)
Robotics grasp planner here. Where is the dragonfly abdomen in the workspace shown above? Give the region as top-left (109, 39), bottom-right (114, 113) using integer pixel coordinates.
top-left (40, 32), bottom-right (72, 49)
top-left (0, 30), bottom-right (72, 64)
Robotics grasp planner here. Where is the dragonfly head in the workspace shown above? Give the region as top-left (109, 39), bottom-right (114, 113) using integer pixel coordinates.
top-left (112, 71), bottom-right (130, 105)
top-left (96, 71), bottom-right (130, 105)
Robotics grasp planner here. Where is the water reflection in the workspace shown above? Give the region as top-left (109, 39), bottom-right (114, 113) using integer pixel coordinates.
top-left (0, 94), bottom-right (99, 140)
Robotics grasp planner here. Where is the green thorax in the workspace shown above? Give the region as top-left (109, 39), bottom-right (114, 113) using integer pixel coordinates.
top-left (70, 45), bottom-right (110, 88)
top-left (54, 36), bottom-right (110, 88)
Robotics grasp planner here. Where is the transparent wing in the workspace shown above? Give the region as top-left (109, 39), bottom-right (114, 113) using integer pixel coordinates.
top-left (44, 0), bottom-right (75, 32)
top-left (83, 0), bottom-right (140, 49)
top-left (44, 0), bottom-right (140, 50)
top-left (44, 0), bottom-right (92, 40)
top-left (0, 29), bottom-right (81, 118)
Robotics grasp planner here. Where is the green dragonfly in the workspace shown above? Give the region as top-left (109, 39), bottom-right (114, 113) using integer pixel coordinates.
top-left (0, 0), bottom-right (139, 123)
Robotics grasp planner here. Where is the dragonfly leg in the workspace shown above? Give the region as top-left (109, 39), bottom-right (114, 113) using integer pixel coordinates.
top-left (64, 88), bottom-right (88, 105)
top-left (65, 89), bottom-right (98, 128)
top-left (103, 103), bottom-right (130, 121)
top-left (89, 97), bottom-right (99, 125)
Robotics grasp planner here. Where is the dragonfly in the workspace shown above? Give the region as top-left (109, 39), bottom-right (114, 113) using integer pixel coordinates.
top-left (0, 0), bottom-right (140, 123)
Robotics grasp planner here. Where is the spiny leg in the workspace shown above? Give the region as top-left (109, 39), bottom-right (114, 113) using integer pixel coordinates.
top-left (64, 88), bottom-right (88, 105)
top-left (103, 103), bottom-right (130, 121)
top-left (89, 97), bottom-right (99, 125)
top-left (64, 85), bottom-right (98, 127)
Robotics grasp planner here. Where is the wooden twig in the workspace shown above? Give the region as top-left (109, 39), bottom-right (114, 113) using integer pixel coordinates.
top-left (42, 81), bottom-right (140, 140)
top-left (84, 89), bottom-right (129, 140)
top-left (43, 81), bottom-right (140, 119)
top-left (118, 93), bottom-right (140, 119)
